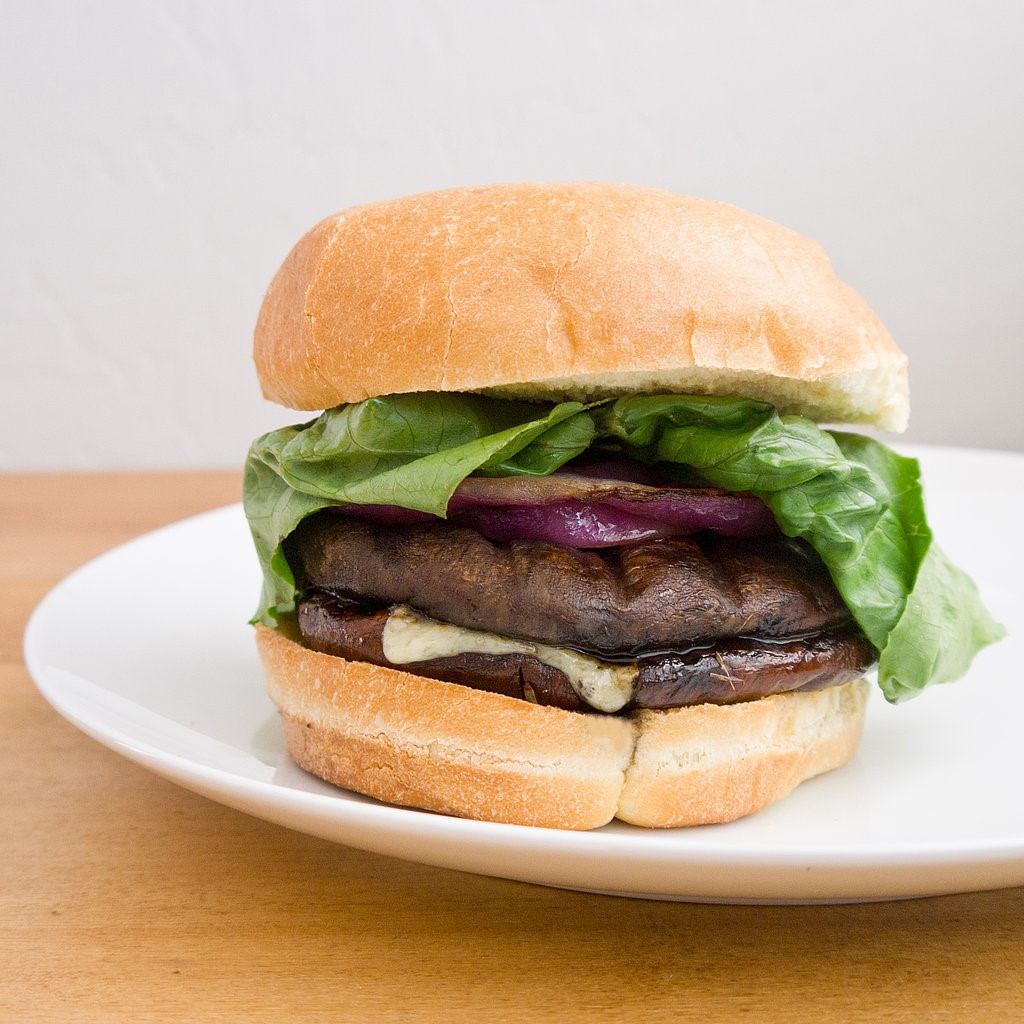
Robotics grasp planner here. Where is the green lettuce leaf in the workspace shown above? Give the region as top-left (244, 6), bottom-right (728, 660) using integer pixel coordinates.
top-left (245, 393), bottom-right (596, 623)
top-left (243, 392), bottom-right (1003, 702)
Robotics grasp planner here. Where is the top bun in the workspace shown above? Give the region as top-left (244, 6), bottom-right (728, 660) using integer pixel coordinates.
top-left (255, 182), bottom-right (908, 430)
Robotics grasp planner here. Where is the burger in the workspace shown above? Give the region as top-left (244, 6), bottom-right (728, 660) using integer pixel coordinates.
top-left (243, 182), bottom-right (1001, 830)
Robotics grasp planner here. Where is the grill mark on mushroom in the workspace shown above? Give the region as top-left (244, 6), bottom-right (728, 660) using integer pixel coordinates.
top-left (286, 515), bottom-right (851, 655)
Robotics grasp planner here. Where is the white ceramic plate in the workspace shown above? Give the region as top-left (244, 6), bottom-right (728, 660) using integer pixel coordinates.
top-left (24, 446), bottom-right (1024, 904)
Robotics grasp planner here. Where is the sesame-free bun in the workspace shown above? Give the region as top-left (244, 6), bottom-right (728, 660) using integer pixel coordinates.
top-left (256, 624), bottom-right (869, 830)
top-left (255, 182), bottom-right (908, 430)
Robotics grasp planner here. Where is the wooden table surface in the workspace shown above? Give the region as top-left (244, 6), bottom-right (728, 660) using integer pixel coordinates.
top-left (3, 472), bottom-right (1022, 1022)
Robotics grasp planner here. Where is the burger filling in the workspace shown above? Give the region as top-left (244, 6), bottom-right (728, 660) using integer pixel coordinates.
top-left (245, 391), bottom-right (1003, 706)
top-left (285, 511), bottom-right (877, 714)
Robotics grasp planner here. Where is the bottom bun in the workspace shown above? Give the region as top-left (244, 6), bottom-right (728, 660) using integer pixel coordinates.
top-left (256, 624), bottom-right (869, 830)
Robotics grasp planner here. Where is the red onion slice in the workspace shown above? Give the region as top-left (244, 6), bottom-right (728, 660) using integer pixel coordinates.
top-left (603, 493), bottom-right (777, 536)
top-left (451, 499), bottom-right (676, 547)
top-left (328, 470), bottom-right (777, 546)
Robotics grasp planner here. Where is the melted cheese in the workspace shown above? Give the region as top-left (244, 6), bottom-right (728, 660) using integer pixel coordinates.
top-left (380, 605), bottom-right (637, 713)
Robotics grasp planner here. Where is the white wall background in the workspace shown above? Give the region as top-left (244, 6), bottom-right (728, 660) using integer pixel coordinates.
top-left (3, 0), bottom-right (1022, 470)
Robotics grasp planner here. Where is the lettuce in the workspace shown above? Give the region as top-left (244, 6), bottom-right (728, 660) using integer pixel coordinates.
top-left (244, 392), bottom-right (1003, 702)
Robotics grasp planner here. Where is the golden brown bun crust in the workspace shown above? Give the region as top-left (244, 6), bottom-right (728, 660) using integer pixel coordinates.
top-left (256, 625), bottom-right (869, 830)
top-left (255, 183), bottom-right (908, 430)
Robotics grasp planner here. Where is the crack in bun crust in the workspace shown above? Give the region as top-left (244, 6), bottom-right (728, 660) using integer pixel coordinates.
top-left (257, 624), bottom-right (869, 830)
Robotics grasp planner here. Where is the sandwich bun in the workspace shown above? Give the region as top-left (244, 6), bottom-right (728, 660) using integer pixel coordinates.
top-left (257, 625), bottom-right (870, 830)
top-left (255, 182), bottom-right (908, 430)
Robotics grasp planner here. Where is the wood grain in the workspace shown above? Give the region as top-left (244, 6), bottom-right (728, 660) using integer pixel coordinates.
top-left (2, 472), bottom-right (1022, 1023)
